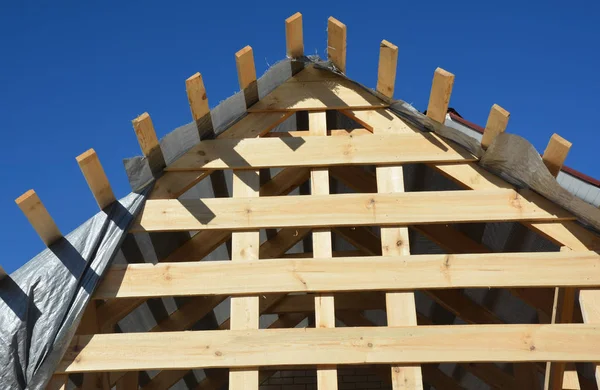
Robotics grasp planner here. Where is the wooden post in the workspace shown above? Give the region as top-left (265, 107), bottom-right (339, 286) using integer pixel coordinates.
top-left (15, 190), bottom-right (62, 246)
top-left (229, 170), bottom-right (260, 390)
top-left (235, 45), bottom-right (259, 108)
top-left (426, 68), bottom-right (454, 124)
top-left (185, 72), bottom-right (210, 129)
top-left (376, 40), bottom-right (398, 98)
top-left (286, 12), bottom-right (304, 58)
top-left (76, 149), bottom-right (116, 210)
top-left (132, 112), bottom-right (160, 158)
top-left (543, 133), bottom-right (572, 177)
top-left (481, 104), bottom-right (510, 149)
top-left (327, 17), bottom-right (347, 73)
top-left (310, 111), bottom-right (338, 390)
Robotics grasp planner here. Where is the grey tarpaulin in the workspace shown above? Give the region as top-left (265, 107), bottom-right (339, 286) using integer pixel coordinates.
top-left (0, 189), bottom-right (148, 389)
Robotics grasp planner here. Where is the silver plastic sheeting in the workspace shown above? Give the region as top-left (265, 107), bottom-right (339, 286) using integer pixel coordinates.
top-left (0, 189), bottom-right (148, 389)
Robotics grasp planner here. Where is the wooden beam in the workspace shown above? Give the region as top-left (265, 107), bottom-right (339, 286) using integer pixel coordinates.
top-left (308, 111), bottom-right (338, 390)
top-left (46, 375), bottom-right (68, 390)
top-left (327, 17), bottom-right (347, 72)
top-left (164, 132), bottom-right (476, 171)
top-left (374, 86), bottom-right (423, 389)
top-left (376, 40), bottom-right (398, 98)
top-left (426, 67), bottom-right (454, 123)
top-left (58, 324), bottom-right (600, 373)
top-left (235, 45), bottom-right (257, 91)
top-left (186, 72), bottom-right (210, 126)
top-left (93, 251), bottom-right (600, 299)
top-left (263, 129), bottom-right (372, 137)
top-left (15, 190), bottom-right (62, 246)
top-left (481, 104), bottom-right (510, 150)
top-left (229, 170), bottom-right (260, 390)
top-left (543, 133), bottom-right (572, 177)
top-left (285, 12), bottom-right (303, 58)
top-left (132, 112), bottom-right (160, 158)
top-left (76, 149), bottom-right (116, 209)
top-left (265, 292), bottom-right (385, 314)
top-left (132, 189), bottom-right (573, 233)
top-left (115, 371), bottom-right (138, 390)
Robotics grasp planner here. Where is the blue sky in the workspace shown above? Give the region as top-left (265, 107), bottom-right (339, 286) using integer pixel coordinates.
top-left (0, 1), bottom-right (597, 273)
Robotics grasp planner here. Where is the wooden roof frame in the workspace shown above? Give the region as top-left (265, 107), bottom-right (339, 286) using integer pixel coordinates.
top-left (10, 12), bottom-right (600, 390)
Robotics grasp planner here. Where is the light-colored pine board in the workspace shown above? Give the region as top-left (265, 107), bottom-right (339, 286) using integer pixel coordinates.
top-left (15, 190), bottom-right (62, 246)
top-left (132, 112), bottom-right (160, 158)
top-left (186, 72), bottom-right (210, 123)
top-left (340, 108), bottom-right (418, 133)
top-left (543, 133), bottom-right (572, 177)
top-left (327, 17), bottom-right (347, 72)
top-left (374, 97), bottom-right (422, 389)
top-left (132, 189), bottom-right (573, 232)
top-left (286, 12), bottom-right (303, 57)
top-left (580, 288), bottom-right (600, 386)
top-left (235, 46), bottom-right (257, 91)
top-left (229, 169), bottom-right (260, 390)
top-left (58, 324), bottom-right (600, 373)
top-left (376, 40), bottom-right (398, 98)
top-left (93, 251), bottom-right (600, 299)
top-left (426, 68), bottom-right (454, 123)
top-left (76, 149), bottom-right (116, 209)
top-left (148, 111), bottom-right (293, 199)
top-left (247, 67), bottom-right (386, 112)
top-left (481, 104), bottom-right (510, 149)
top-left (308, 111), bottom-right (338, 390)
top-left (264, 129), bottom-right (372, 137)
top-left (164, 133), bottom-right (476, 171)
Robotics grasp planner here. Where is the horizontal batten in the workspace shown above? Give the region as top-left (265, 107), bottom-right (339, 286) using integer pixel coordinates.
top-left (164, 133), bottom-right (476, 171)
top-left (58, 324), bottom-right (600, 373)
top-left (92, 251), bottom-right (598, 299)
top-left (131, 189), bottom-right (572, 232)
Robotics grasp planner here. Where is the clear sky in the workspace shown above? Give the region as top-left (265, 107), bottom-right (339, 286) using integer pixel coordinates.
top-left (0, 1), bottom-right (597, 273)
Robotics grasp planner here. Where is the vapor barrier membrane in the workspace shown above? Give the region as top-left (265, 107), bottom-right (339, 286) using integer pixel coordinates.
top-left (2, 55), bottom-right (599, 390)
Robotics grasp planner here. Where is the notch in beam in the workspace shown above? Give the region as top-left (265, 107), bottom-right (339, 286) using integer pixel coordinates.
top-left (76, 149), bottom-right (116, 210)
top-left (132, 112), bottom-right (160, 158)
top-left (15, 190), bottom-right (62, 246)
top-left (543, 133), bottom-right (572, 177)
top-left (186, 72), bottom-right (210, 125)
top-left (481, 104), bottom-right (510, 149)
top-left (426, 67), bottom-right (455, 124)
top-left (327, 17), bottom-right (347, 73)
top-left (376, 40), bottom-right (398, 98)
top-left (286, 12), bottom-right (303, 58)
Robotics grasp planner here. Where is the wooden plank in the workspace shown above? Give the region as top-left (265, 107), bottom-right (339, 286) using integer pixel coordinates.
top-left (115, 371), bottom-right (138, 390)
top-left (133, 189), bottom-right (573, 233)
top-left (308, 112), bottom-right (338, 390)
top-left (76, 149), bottom-right (116, 209)
top-left (374, 90), bottom-right (422, 389)
top-left (481, 104), bottom-right (510, 149)
top-left (327, 17), bottom-right (347, 72)
top-left (58, 324), bottom-right (600, 373)
top-left (265, 292), bottom-right (385, 314)
top-left (229, 170), bottom-right (260, 390)
top-left (164, 132), bottom-right (475, 171)
top-left (426, 68), bottom-right (454, 123)
top-left (285, 12), bottom-right (303, 57)
top-left (235, 45), bottom-right (257, 91)
top-left (186, 72), bottom-right (210, 125)
top-left (93, 251), bottom-right (600, 299)
top-left (543, 133), bottom-right (572, 177)
top-left (46, 375), bottom-right (68, 390)
top-left (15, 190), bottom-right (62, 246)
top-left (264, 129), bottom-right (372, 137)
top-left (248, 65), bottom-right (386, 112)
top-left (132, 112), bottom-right (160, 158)
top-left (340, 108), bottom-right (418, 133)
top-left (376, 40), bottom-right (398, 98)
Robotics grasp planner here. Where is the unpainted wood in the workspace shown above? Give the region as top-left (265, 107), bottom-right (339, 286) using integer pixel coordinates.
top-left (76, 149), bottom-right (116, 209)
top-left (426, 67), bottom-right (454, 123)
top-left (235, 46), bottom-right (257, 91)
top-left (93, 251), bottom-right (600, 299)
top-left (58, 324), bottom-right (600, 373)
top-left (285, 12), bottom-right (303, 57)
top-left (481, 104), bottom-right (510, 149)
top-left (327, 17), bottom-right (347, 72)
top-left (186, 72), bottom-right (210, 122)
top-left (15, 190), bottom-right (62, 246)
top-left (131, 112), bottom-right (160, 158)
top-left (376, 40), bottom-right (398, 98)
top-left (543, 133), bottom-right (572, 177)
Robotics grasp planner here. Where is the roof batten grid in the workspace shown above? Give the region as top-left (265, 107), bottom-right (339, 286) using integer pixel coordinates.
top-left (76, 149), bottom-right (116, 210)
top-left (426, 68), bottom-right (454, 123)
top-left (375, 38), bottom-right (423, 389)
top-left (15, 189), bottom-right (62, 246)
top-left (327, 17), bottom-right (347, 73)
top-left (481, 104), bottom-right (510, 149)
